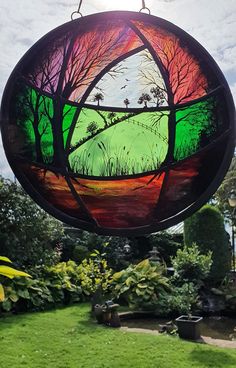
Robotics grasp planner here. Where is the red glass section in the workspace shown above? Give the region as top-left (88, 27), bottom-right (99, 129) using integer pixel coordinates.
top-left (155, 137), bottom-right (229, 222)
top-left (132, 21), bottom-right (208, 105)
top-left (20, 164), bottom-right (92, 222)
top-left (72, 173), bottom-right (165, 228)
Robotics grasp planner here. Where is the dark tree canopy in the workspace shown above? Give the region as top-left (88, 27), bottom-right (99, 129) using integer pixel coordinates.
top-left (214, 155), bottom-right (236, 225)
top-left (184, 204), bottom-right (231, 284)
top-left (0, 177), bottom-right (64, 267)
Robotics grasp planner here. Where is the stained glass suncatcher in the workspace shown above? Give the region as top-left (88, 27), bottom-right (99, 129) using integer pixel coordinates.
top-left (1, 11), bottom-right (235, 236)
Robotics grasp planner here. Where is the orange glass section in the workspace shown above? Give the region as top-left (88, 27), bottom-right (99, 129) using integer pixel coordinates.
top-left (72, 173), bottom-right (165, 228)
top-left (20, 164), bottom-right (91, 222)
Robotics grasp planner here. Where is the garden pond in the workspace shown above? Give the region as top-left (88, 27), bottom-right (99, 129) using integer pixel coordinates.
top-left (121, 316), bottom-right (236, 341)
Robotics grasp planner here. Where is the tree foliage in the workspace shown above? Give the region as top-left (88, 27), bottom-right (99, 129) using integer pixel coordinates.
top-left (214, 155), bottom-right (236, 225)
top-left (149, 232), bottom-right (183, 266)
top-left (184, 205), bottom-right (231, 284)
top-left (0, 177), bottom-right (64, 267)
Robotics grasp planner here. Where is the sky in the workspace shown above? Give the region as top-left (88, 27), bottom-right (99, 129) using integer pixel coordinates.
top-left (0, 0), bottom-right (235, 178)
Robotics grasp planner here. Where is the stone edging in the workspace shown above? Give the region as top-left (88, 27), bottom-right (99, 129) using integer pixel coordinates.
top-left (120, 326), bottom-right (236, 349)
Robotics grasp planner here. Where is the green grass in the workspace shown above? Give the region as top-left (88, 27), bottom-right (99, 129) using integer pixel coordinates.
top-left (0, 304), bottom-right (236, 368)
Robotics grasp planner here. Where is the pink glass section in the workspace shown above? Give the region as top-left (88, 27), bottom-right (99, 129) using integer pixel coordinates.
top-left (24, 20), bottom-right (143, 100)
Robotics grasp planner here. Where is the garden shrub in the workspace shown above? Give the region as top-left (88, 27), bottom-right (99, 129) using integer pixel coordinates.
top-left (112, 259), bottom-right (170, 310)
top-left (0, 255), bottom-right (30, 304)
top-left (0, 261), bottom-right (82, 313)
top-left (154, 283), bottom-right (199, 317)
top-left (184, 205), bottom-right (231, 284)
top-left (45, 261), bottom-right (82, 304)
top-left (77, 251), bottom-right (113, 298)
top-left (171, 243), bottom-right (212, 287)
top-left (72, 245), bottom-right (89, 264)
top-left (1, 276), bottom-right (53, 312)
top-left (169, 244), bottom-right (212, 316)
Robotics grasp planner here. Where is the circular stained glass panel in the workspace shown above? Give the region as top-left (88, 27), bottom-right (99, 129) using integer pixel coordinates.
top-left (1, 11), bottom-right (235, 235)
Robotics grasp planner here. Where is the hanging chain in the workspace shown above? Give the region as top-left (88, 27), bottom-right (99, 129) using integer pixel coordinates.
top-left (71, 0), bottom-right (83, 20)
top-left (140, 0), bottom-right (151, 14)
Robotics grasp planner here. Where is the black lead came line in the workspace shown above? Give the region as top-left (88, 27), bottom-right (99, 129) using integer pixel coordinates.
top-left (21, 77), bottom-right (223, 114)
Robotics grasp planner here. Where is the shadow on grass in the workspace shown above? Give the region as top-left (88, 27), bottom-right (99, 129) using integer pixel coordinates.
top-left (0, 304), bottom-right (89, 332)
top-left (190, 349), bottom-right (236, 366)
top-left (0, 311), bottom-right (38, 332)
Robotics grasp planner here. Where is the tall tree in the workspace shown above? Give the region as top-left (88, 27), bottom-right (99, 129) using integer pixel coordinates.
top-left (123, 98), bottom-right (130, 108)
top-left (184, 204), bottom-right (231, 284)
top-left (93, 93), bottom-right (104, 106)
top-left (0, 177), bottom-right (64, 268)
top-left (150, 87), bottom-right (165, 107)
top-left (137, 93), bottom-right (152, 108)
top-left (214, 155), bottom-right (236, 225)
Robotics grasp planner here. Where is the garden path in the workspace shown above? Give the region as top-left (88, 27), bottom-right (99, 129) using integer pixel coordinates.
top-left (120, 326), bottom-right (236, 349)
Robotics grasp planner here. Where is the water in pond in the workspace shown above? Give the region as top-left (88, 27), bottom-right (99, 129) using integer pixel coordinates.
top-left (121, 317), bottom-right (236, 341)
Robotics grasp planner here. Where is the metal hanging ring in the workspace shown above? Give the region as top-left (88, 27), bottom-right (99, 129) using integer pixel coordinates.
top-left (139, 0), bottom-right (151, 14)
top-left (71, 0), bottom-right (83, 20)
top-left (139, 7), bottom-right (151, 14)
top-left (71, 11), bottom-right (83, 20)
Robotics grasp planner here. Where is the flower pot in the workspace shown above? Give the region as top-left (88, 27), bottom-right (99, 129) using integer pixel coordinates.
top-left (175, 315), bottom-right (203, 340)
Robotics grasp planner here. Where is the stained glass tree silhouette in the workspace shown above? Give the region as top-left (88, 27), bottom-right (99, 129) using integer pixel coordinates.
top-left (124, 98), bottom-right (130, 108)
top-left (93, 93), bottom-right (104, 106)
top-left (138, 93), bottom-right (152, 108)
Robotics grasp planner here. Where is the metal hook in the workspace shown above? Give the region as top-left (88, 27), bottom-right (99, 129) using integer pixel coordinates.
top-left (71, 0), bottom-right (83, 20)
top-left (139, 0), bottom-right (151, 14)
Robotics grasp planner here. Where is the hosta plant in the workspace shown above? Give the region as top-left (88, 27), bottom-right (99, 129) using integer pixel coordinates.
top-left (0, 256), bottom-right (31, 304)
top-left (112, 259), bottom-right (170, 310)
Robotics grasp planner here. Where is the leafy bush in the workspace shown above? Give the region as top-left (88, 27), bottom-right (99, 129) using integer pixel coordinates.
top-left (45, 261), bottom-right (82, 304)
top-left (1, 276), bottom-right (53, 312)
top-left (184, 205), bottom-right (231, 283)
top-left (170, 244), bottom-right (212, 316)
top-left (77, 251), bottom-right (113, 297)
top-left (72, 245), bottom-right (89, 264)
top-left (0, 255), bottom-right (30, 303)
top-left (154, 283), bottom-right (199, 317)
top-left (171, 243), bottom-right (212, 287)
top-left (0, 261), bottom-right (82, 313)
top-left (112, 259), bottom-right (170, 310)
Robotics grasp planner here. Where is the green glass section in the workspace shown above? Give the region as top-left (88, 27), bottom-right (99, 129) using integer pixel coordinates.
top-left (14, 84), bottom-right (54, 163)
top-left (62, 104), bottom-right (77, 148)
top-left (174, 97), bottom-right (224, 161)
top-left (38, 94), bottom-right (54, 163)
top-left (69, 108), bottom-right (169, 176)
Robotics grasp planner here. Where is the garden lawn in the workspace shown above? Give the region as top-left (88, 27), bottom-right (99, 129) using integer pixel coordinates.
top-left (0, 304), bottom-right (236, 368)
